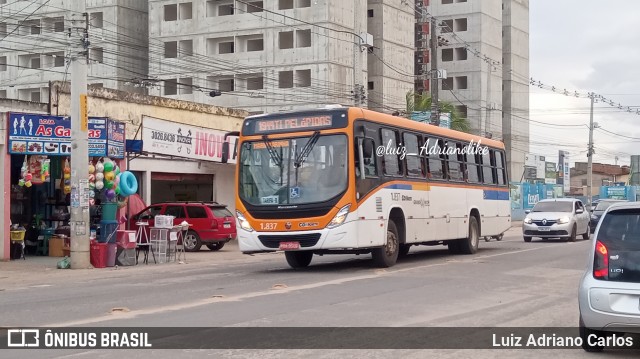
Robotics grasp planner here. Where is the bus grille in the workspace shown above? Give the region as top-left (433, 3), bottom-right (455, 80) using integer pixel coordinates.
top-left (258, 233), bottom-right (322, 248)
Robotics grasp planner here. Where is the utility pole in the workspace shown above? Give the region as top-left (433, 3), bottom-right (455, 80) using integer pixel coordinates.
top-left (430, 17), bottom-right (439, 125)
top-left (587, 93), bottom-right (595, 208)
top-left (484, 61), bottom-right (492, 137)
top-left (69, 1), bottom-right (91, 269)
top-left (352, 0), bottom-right (364, 107)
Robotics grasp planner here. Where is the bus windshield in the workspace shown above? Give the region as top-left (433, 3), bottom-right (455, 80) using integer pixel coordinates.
top-left (239, 134), bottom-right (348, 206)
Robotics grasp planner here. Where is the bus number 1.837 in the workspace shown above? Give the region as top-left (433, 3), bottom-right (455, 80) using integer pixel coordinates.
top-left (260, 223), bottom-right (277, 230)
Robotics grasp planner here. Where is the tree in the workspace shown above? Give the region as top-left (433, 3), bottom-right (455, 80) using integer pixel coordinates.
top-left (405, 91), bottom-right (470, 133)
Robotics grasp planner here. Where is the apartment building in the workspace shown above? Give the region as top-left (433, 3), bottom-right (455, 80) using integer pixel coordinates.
top-left (415, 0), bottom-right (530, 181)
top-left (147, 0), bottom-right (414, 113)
top-left (0, 0), bottom-right (148, 102)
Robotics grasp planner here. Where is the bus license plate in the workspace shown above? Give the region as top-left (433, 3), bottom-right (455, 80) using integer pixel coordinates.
top-left (538, 227), bottom-right (550, 232)
top-left (279, 242), bottom-right (300, 250)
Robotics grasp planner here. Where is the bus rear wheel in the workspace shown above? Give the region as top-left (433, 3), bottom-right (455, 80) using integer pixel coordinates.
top-left (285, 251), bottom-right (313, 269)
top-left (372, 221), bottom-right (399, 267)
top-left (458, 216), bottom-right (479, 254)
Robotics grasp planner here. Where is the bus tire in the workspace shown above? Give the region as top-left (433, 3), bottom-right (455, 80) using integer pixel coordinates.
top-left (458, 216), bottom-right (479, 254)
top-left (372, 220), bottom-right (399, 267)
top-left (399, 244), bottom-right (411, 258)
top-left (285, 251), bottom-right (313, 269)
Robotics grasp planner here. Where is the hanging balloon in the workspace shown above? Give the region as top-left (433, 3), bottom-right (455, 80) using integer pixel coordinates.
top-left (95, 172), bottom-right (104, 181)
top-left (96, 162), bottom-right (104, 173)
top-left (64, 167), bottom-right (71, 174)
top-left (105, 189), bottom-right (116, 200)
top-left (105, 180), bottom-right (114, 190)
top-left (89, 198), bottom-right (95, 206)
top-left (64, 179), bottom-right (71, 186)
top-left (64, 185), bottom-right (71, 193)
top-left (25, 181), bottom-right (32, 188)
top-left (113, 176), bottom-right (119, 187)
top-left (88, 174), bottom-right (95, 182)
top-left (89, 182), bottom-right (95, 190)
top-left (21, 166), bottom-right (27, 173)
top-left (104, 171), bottom-right (115, 181)
top-left (114, 166), bottom-right (120, 176)
top-left (63, 173), bottom-right (71, 180)
top-left (104, 161), bottom-right (114, 173)
top-left (114, 186), bottom-right (121, 195)
top-left (89, 190), bottom-right (95, 198)
top-left (24, 173), bottom-right (33, 182)
top-left (89, 164), bottom-right (95, 174)
top-left (18, 179), bottom-right (25, 187)
top-left (95, 181), bottom-right (104, 190)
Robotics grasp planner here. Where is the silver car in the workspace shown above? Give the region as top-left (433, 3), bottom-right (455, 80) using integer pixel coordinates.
top-left (522, 198), bottom-right (591, 242)
top-left (578, 202), bottom-right (640, 352)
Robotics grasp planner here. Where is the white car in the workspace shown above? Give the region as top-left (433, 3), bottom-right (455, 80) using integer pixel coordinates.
top-left (522, 198), bottom-right (591, 242)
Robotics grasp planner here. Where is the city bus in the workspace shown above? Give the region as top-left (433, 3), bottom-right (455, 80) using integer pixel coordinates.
top-left (224, 106), bottom-right (511, 268)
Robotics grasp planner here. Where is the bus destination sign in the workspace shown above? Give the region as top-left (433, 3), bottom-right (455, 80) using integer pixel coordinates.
top-left (256, 115), bottom-right (332, 133)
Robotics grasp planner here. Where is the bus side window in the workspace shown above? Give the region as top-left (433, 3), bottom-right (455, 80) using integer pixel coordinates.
top-left (496, 150), bottom-right (507, 186)
top-left (466, 152), bottom-right (481, 183)
top-left (380, 128), bottom-right (402, 177)
top-left (481, 150), bottom-right (494, 184)
top-left (403, 132), bottom-right (424, 178)
top-left (426, 137), bottom-right (445, 180)
top-left (446, 141), bottom-right (464, 182)
top-left (355, 137), bottom-right (378, 178)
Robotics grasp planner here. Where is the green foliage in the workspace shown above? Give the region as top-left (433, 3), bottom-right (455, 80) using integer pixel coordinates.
top-left (405, 91), bottom-right (470, 133)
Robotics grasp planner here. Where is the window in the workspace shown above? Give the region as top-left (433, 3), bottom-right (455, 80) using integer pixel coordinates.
top-left (164, 79), bottom-right (178, 95)
top-left (164, 4), bottom-right (177, 21)
top-left (455, 18), bottom-right (468, 31)
top-left (279, 71), bottom-right (293, 88)
top-left (481, 150), bottom-right (495, 184)
top-left (245, 75), bottom-right (264, 90)
top-left (355, 137), bottom-right (378, 178)
top-left (442, 0), bottom-right (453, 4)
top-left (52, 17), bottom-right (64, 32)
top-left (179, 2), bottom-right (193, 20)
top-left (496, 150), bottom-right (507, 185)
top-left (219, 41), bottom-right (234, 54)
top-left (90, 12), bottom-right (103, 28)
top-left (441, 19), bottom-right (453, 33)
top-left (456, 105), bottom-right (467, 119)
top-left (0, 56), bottom-right (6, 71)
top-left (208, 1), bottom-right (234, 16)
top-left (0, 90), bottom-right (6, 98)
top-left (165, 205), bottom-right (186, 219)
top-left (446, 141), bottom-right (465, 181)
top-left (207, 37), bottom-right (234, 55)
top-left (295, 69), bottom-right (311, 87)
top-left (90, 48), bottom-right (103, 63)
top-left (30, 57), bottom-right (41, 69)
top-left (297, 0), bottom-right (311, 7)
top-left (165, 41), bottom-right (177, 58)
top-left (442, 78), bottom-right (453, 90)
top-left (442, 48), bottom-right (453, 62)
top-left (211, 207), bottom-right (233, 218)
top-left (368, 81), bottom-right (374, 90)
top-left (179, 40), bottom-right (193, 56)
top-left (0, 22), bottom-right (6, 35)
top-left (466, 153), bottom-right (481, 183)
top-left (296, 29), bottom-right (311, 47)
top-left (23, 19), bottom-right (40, 35)
top-left (219, 78), bottom-right (234, 92)
top-left (137, 206), bottom-right (163, 220)
top-left (179, 78), bottom-right (193, 95)
top-left (381, 129), bottom-right (401, 176)
top-left (404, 133), bottom-right (424, 178)
top-left (246, 1), bottom-right (264, 13)
top-left (426, 137), bottom-right (445, 179)
top-left (456, 76), bottom-right (468, 89)
top-left (455, 47), bottom-right (467, 60)
top-left (279, 31), bottom-right (294, 49)
top-left (246, 38), bottom-right (264, 51)
top-left (368, 9), bottom-right (374, 17)
top-left (186, 206), bottom-right (207, 218)
top-left (279, 0), bottom-right (294, 9)
top-left (581, 179), bottom-right (587, 186)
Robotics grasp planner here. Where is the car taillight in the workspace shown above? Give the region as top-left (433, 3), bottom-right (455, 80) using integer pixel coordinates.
top-left (593, 240), bottom-right (609, 280)
top-left (211, 221), bottom-right (218, 229)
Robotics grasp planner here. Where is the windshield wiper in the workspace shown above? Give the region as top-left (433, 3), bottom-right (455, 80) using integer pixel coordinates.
top-left (294, 131), bottom-right (320, 168)
top-left (262, 135), bottom-right (283, 168)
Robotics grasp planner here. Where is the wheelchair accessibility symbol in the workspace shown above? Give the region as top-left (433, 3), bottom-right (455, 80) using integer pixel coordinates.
top-left (290, 187), bottom-right (300, 199)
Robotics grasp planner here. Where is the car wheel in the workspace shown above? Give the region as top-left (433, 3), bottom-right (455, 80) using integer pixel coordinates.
top-left (183, 230), bottom-right (202, 252)
top-left (569, 224), bottom-right (577, 242)
top-left (458, 216), bottom-right (479, 254)
top-left (206, 242), bottom-right (225, 251)
top-left (372, 220), bottom-right (399, 267)
top-left (494, 233), bottom-right (504, 241)
top-left (523, 236), bottom-right (532, 242)
top-left (579, 316), bottom-right (604, 352)
top-left (583, 225), bottom-right (590, 240)
top-left (285, 251), bottom-right (313, 269)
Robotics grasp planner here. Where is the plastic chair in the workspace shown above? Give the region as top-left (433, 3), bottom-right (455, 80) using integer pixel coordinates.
top-left (36, 229), bottom-right (54, 256)
top-left (135, 222), bottom-right (156, 264)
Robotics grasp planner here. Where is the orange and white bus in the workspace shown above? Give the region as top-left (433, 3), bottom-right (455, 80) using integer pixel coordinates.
top-left (225, 106), bottom-right (511, 268)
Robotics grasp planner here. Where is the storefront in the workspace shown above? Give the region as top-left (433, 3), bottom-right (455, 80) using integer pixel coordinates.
top-left (2, 112), bottom-right (125, 260)
top-left (127, 115), bottom-right (238, 214)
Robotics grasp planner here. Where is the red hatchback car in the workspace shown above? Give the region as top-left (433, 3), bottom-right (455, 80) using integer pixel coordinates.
top-left (129, 202), bottom-right (236, 252)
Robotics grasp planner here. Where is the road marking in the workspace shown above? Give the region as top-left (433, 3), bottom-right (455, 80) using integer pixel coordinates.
top-left (43, 241), bottom-right (572, 327)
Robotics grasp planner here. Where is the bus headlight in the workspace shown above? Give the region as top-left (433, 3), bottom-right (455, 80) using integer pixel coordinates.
top-left (326, 204), bottom-right (351, 229)
top-left (236, 211), bottom-right (254, 232)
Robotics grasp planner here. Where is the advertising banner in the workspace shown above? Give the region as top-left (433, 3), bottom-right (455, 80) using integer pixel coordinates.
top-left (545, 162), bottom-right (556, 184)
top-left (141, 116), bottom-right (238, 164)
top-left (7, 113), bottom-right (125, 158)
top-left (509, 183), bottom-right (522, 210)
top-left (409, 112), bottom-right (452, 129)
top-left (563, 152), bottom-right (570, 193)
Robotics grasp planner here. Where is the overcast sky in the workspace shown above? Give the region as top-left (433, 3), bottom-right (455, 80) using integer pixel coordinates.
top-left (529, 0), bottom-right (640, 167)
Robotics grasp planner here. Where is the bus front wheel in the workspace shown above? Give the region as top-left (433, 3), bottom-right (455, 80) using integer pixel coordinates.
top-left (458, 216), bottom-right (479, 254)
top-left (372, 221), bottom-right (400, 267)
top-left (285, 251), bottom-right (313, 269)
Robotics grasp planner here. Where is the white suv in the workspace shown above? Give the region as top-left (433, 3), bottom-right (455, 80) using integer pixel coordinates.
top-left (578, 202), bottom-right (640, 352)
top-left (522, 198), bottom-right (591, 242)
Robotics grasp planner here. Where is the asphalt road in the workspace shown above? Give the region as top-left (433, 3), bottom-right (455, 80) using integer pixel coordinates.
top-left (2, 227), bottom-right (639, 358)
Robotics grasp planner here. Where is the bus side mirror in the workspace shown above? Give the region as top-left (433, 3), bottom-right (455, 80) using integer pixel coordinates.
top-left (221, 142), bottom-right (229, 164)
top-left (362, 139), bottom-right (373, 158)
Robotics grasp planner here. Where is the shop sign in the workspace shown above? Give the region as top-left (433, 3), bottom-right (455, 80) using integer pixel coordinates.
top-left (141, 115), bottom-right (238, 164)
top-left (7, 113), bottom-right (125, 158)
